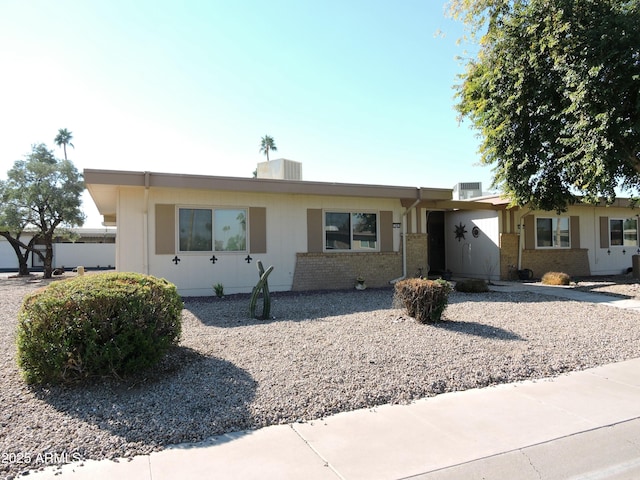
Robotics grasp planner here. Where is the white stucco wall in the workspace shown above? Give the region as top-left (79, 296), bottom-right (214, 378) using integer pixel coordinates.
top-left (114, 186), bottom-right (403, 296)
top-left (445, 210), bottom-right (501, 280)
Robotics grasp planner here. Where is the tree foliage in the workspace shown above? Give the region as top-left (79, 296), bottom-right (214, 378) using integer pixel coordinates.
top-left (0, 184), bottom-right (36, 275)
top-left (0, 143), bottom-right (85, 277)
top-left (449, 0), bottom-right (640, 211)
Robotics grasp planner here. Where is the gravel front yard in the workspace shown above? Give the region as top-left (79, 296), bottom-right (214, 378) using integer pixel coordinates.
top-left (1, 274), bottom-right (640, 478)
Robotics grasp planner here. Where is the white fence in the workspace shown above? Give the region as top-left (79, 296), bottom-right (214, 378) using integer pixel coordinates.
top-left (0, 242), bottom-right (115, 271)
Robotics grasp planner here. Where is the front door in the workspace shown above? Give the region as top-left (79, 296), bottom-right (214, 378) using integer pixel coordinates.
top-left (427, 211), bottom-right (445, 275)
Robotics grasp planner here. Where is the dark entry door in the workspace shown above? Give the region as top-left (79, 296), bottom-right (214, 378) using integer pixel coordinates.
top-left (427, 211), bottom-right (445, 275)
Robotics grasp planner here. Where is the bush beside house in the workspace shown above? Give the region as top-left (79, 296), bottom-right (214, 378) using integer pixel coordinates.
top-left (16, 272), bottom-right (183, 384)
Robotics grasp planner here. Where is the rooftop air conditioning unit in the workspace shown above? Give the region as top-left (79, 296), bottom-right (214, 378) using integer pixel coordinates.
top-left (453, 182), bottom-right (483, 200)
top-left (256, 158), bottom-right (302, 180)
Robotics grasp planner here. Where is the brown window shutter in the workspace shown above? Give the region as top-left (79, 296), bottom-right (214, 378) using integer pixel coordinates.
top-left (524, 215), bottom-right (535, 249)
top-left (379, 211), bottom-right (393, 252)
top-left (249, 207), bottom-right (267, 254)
top-left (570, 216), bottom-right (580, 249)
top-left (600, 217), bottom-right (609, 248)
top-left (155, 204), bottom-right (176, 254)
top-left (307, 209), bottom-right (323, 253)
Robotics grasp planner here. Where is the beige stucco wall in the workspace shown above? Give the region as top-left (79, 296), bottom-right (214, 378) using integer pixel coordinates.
top-left (112, 185), bottom-right (640, 294)
top-left (114, 186), bottom-right (404, 295)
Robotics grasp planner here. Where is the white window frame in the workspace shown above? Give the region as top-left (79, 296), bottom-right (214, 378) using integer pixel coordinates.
top-left (324, 211), bottom-right (379, 252)
top-left (535, 216), bottom-right (570, 249)
top-left (177, 206), bottom-right (248, 253)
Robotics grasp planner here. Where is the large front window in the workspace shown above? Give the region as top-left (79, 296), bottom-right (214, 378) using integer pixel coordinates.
top-left (610, 218), bottom-right (638, 247)
top-left (179, 208), bottom-right (212, 251)
top-left (325, 212), bottom-right (377, 250)
top-left (214, 209), bottom-right (246, 251)
top-left (536, 217), bottom-right (570, 248)
top-left (179, 208), bottom-right (247, 252)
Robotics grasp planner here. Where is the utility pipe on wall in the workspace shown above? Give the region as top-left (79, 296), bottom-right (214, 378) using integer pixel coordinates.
top-left (143, 171), bottom-right (150, 275)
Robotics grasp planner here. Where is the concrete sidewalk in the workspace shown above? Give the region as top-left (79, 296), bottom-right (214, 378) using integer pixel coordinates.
top-left (28, 358), bottom-right (640, 480)
top-left (491, 280), bottom-right (640, 311)
top-left (26, 282), bottom-right (640, 480)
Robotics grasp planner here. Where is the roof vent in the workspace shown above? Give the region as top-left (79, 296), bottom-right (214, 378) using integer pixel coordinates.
top-left (453, 182), bottom-right (483, 200)
top-left (256, 159), bottom-right (302, 180)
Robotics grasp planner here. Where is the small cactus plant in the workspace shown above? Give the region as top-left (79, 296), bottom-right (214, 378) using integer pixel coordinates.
top-left (250, 261), bottom-right (274, 320)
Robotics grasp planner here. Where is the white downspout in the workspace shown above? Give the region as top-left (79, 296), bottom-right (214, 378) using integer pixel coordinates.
top-left (143, 171), bottom-right (150, 275)
top-left (390, 190), bottom-right (422, 284)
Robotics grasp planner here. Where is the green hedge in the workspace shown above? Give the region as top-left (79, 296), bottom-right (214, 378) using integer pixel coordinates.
top-left (16, 272), bottom-right (183, 384)
top-left (394, 278), bottom-right (452, 324)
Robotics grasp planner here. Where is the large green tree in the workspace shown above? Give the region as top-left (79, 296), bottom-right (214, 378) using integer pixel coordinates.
top-left (0, 143), bottom-right (85, 277)
top-left (449, 0), bottom-right (640, 211)
top-left (259, 135), bottom-right (277, 162)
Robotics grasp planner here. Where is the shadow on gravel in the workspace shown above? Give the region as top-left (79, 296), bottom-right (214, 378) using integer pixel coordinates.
top-left (31, 346), bottom-right (257, 449)
top-left (572, 275), bottom-right (639, 300)
top-left (435, 320), bottom-right (523, 341)
top-left (447, 289), bottom-right (572, 305)
top-left (572, 287), bottom-right (632, 300)
top-left (186, 287), bottom-right (397, 327)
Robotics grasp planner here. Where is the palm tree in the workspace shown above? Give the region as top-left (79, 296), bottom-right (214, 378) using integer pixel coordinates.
top-left (259, 135), bottom-right (277, 162)
top-left (54, 128), bottom-right (74, 160)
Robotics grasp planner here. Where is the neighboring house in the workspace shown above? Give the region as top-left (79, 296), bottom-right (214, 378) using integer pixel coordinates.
top-left (84, 160), bottom-right (640, 296)
top-left (445, 196), bottom-right (640, 280)
top-left (0, 228), bottom-right (116, 272)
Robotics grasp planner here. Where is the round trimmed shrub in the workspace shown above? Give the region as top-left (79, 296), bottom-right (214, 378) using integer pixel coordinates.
top-left (541, 271), bottom-right (571, 285)
top-left (16, 272), bottom-right (183, 384)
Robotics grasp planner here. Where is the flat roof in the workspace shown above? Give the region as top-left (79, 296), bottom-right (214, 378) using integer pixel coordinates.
top-left (84, 169), bottom-right (454, 223)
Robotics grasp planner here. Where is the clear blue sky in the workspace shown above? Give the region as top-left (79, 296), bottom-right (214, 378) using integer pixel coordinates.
top-left (0, 0), bottom-right (491, 227)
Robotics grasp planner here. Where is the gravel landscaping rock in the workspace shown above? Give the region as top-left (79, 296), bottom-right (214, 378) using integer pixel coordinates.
top-left (1, 274), bottom-right (640, 478)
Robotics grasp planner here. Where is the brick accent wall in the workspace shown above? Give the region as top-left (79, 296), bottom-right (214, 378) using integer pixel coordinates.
top-left (499, 233), bottom-right (591, 279)
top-left (405, 234), bottom-right (428, 278)
top-left (521, 248), bottom-right (591, 278)
top-left (499, 233), bottom-right (519, 279)
top-left (292, 252), bottom-right (402, 291)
